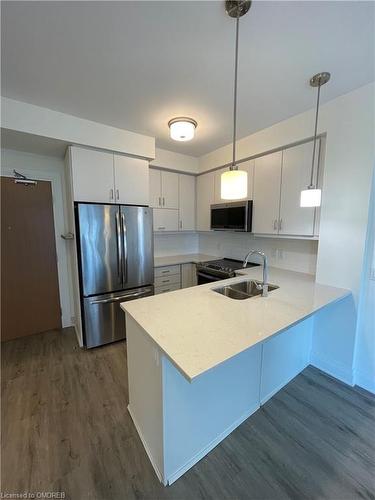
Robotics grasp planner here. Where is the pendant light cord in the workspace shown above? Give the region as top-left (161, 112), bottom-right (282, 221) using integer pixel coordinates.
top-left (231, 15), bottom-right (240, 170)
top-left (310, 82), bottom-right (321, 187)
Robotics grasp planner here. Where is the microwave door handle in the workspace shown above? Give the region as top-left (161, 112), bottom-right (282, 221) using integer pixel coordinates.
top-left (121, 212), bottom-right (128, 284)
top-left (115, 211), bottom-right (123, 283)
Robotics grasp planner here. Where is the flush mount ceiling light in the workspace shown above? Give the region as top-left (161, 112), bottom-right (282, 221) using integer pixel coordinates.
top-left (168, 117), bottom-right (197, 142)
top-left (300, 71), bottom-right (331, 208)
top-left (221, 0), bottom-right (251, 201)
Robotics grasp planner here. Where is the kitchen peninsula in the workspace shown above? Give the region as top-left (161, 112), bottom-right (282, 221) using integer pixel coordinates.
top-left (121, 266), bottom-right (354, 485)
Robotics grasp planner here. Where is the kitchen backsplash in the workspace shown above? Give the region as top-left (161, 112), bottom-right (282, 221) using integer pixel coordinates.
top-left (154, 231), bottom-right (318, 275)
top-left (198, 232), bottom-right (318, 275)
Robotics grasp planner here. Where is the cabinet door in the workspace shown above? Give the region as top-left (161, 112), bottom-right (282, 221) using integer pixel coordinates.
top-left (153, 208), bottom-right (179, 232)
top-left (196, 172), bottom-right (214, 231)
top-left (114, 155), bottom-right (149, 206)
top-left (149, 169), bottom-right (162, 208)
top-left (71, 148), bottom-right (114, 203)
top-left (279, 141), bottom-right (318, 236)
top-left (161, 171), bottom-right (179, 209)
top-left (181, 263), bottom-right (197, 288)
top-left (179, 174), bottom-right (196, 231)
top-left (252, 151), bottom-right (282, 234)
top-left (214, 160), bottom-right (254, 203)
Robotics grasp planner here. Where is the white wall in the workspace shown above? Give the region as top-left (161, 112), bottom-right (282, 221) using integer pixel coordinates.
top-left (1, 148), bottom-right (73, 328)
top-left (151, 148), bottom-right (199, 174)
top-left (199, 232), bottom-right (318, 275)
top-left (154, 233), bottom-right (199, 258)
top-left (200, 83), bottom-right (375, 302)
top-left (2, 97), bottom-right (155, 160)
top-left (354, 170), bottom-right (375, 393)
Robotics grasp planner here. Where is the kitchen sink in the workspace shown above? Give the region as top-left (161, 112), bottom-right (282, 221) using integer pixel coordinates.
top-left (213, 280), bottom-right (279, 300)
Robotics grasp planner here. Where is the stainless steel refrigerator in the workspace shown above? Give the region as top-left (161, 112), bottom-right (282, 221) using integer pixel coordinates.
top-left (75, 203), bottom-right (154, 348)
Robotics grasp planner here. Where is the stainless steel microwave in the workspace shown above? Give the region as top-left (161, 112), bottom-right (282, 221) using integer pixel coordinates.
top-left (210, 200), bottom-right (253, 232)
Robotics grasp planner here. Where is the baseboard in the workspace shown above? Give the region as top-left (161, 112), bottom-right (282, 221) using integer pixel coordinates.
top-left (127, 405), bottom-right (166, 485)
top-left (310, 352), bottom-right (354, 386)
top-left (260, 362), bottom-right (309, 405)
top-left (354, 370), bottom-right (375, 394)
top-left (165, 403), bottom-right (260, 485)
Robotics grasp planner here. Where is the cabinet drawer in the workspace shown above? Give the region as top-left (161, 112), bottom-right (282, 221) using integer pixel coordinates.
top-left (154, 265), bottom-right (180, 278)
top-left (155, 274), bottom-right (181, 287)
top-left (154, 283), bottom-right (181, 295)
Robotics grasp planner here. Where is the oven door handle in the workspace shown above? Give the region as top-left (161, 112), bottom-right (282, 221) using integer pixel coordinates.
top-left (196, 271), bottom-right (225, 282)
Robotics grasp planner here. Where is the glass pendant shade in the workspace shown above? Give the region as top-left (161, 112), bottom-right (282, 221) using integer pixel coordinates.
top-left (300, 188), bottom-right (321, 207)
top-left (221, 169), bottom-right (248, 200)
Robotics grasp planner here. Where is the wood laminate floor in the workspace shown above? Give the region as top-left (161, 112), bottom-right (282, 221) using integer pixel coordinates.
top-left (2, 328), bottom-right (375, 500)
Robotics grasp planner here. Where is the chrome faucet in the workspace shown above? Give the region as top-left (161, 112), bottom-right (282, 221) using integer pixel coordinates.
top-left (243, 250), bottom-right (269, 297)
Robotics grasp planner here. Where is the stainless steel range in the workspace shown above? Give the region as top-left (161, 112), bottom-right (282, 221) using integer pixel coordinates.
top-left (196, 258), bottom-right (259, 285)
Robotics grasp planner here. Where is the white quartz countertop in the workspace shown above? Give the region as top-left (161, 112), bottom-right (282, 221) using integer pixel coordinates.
top-left (121, 267), bottom-right (350, 382)
top-left (154, 253), bottom-right (219, 267)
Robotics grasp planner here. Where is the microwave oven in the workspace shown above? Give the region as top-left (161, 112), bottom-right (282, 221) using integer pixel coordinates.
top-left (210, 200), bottom-right (253, 232)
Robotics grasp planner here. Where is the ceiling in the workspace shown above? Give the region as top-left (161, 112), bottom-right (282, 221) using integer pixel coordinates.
top-left (1, 1), bottom-right (374, 157)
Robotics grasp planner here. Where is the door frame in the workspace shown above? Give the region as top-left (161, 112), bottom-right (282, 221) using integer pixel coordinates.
top-left (1, 160), bottom-right (72, 327)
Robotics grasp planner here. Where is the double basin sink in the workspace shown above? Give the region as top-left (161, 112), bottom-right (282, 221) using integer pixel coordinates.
top-left (213, 280), bottom-right (279, 300)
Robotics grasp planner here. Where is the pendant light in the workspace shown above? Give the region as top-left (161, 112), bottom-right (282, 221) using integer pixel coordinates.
top-left (300, 71), bottom-right (330, 207)
top-left (221, 0), bottom-right (251, 200)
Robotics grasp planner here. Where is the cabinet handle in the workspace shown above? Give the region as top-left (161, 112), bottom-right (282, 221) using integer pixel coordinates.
top-left (110, 189), bottom-right (114, 200)
top-left (179, 220), bottom-right (182, 230)
top-left (162, 279), bottom-right (170, 283)
top-left (159, 197), bottom-right (162, 206)
top-left (158, 226), bottom-right (165, 230)
top-left (116, 189), bottom-right (119, 200)
top-left (161, 270), bottom-right (170, 274)
top-left (273, 219), bottom-right (277, 230)
top-left (163, 197), bottom-right (165, 206)
top-left (279, 218), bottom-right (282, 230)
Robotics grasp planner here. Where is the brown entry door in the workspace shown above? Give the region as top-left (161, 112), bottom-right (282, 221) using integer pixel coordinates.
top-left (1, 177), bottom-right (62, 341)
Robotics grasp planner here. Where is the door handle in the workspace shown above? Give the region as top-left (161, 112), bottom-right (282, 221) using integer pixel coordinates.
top-left (115, 211), bottom-right (123, 283)
top-left (61, 232), bottom-right (74, 240)
top-left (121, 212), bottom-right (128, 284)
top-left (90, 290), bottom-right (151, 305)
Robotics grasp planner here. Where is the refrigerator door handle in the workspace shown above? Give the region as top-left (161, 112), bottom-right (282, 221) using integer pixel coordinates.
top-left (121, 212), bottom-right (128, 285)
top-left (90, 290), bottom-right (152, 305)
top-left (115, 211), bottom-right (123, 283)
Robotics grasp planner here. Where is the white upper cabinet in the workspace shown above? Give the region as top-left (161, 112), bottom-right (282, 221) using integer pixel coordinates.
top-left (213, 160), bottom-right (254, 204)
top-left (70, 147), bottom-right (149, 205)
top-left (252, 151), bottom-right (282, 235)
top-left (113, 155), bottom-right (149, 206)
top-left (197, 171), bottom-right (215, 231)
top-left (162, 171), bottom-right (179, 209)
top-left (153, 208), bottom-right (179, 232)
top-left (71, 148), bottom-right (115, 203)
top-left (149, 169), bottom-right (179, 209)
top-left (149, 169), bottom-right (162, 208)
top-left (179, 174), bottom-right (196, 231)
top-left (279, 141), bottom-right (319, 236)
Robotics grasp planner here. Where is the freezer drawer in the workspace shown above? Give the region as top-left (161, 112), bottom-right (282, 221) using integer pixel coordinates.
top-left (83, 287), bottom-right (153, 348)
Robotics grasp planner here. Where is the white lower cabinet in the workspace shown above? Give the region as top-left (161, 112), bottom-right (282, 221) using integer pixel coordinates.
top-left (181, 263), bottom-right (197, 288)
top-left (154, 265), bottom-right (181, 294)
top-left (153, 209), bottom-right (179, 232)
